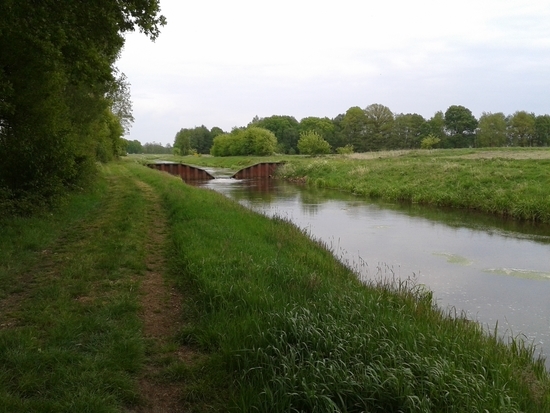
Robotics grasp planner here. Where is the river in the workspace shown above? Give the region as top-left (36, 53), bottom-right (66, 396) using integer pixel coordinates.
top-left (195, 175), bottom-right (550, 365)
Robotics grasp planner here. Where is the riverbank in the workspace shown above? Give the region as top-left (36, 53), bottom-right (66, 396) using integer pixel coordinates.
top-left (161, 147), bottom-right (550, 224)
top-left (1, 160), bottom-right (549, 411)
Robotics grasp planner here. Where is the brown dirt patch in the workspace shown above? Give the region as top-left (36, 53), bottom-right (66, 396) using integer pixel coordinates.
top-left (129, 180), bottom-right (193, 413)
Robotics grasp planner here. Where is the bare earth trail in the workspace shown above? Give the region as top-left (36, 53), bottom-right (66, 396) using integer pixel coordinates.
top-left (129, 179), bottom-right (189, 413)
top-left (0, 168), bottom-right (194, 411)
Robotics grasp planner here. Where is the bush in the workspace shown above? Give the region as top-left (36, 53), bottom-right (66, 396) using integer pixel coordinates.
top-left (297, 131), bottom-right (331, 155)
top-left (421, 134), bottom-right (441, 149)
top-left (210, 127), bottom-right (277, 156)
top-left (336, 144), bottom-right (354, 154)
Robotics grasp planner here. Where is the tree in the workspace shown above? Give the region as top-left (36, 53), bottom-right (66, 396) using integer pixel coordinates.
top-left (534, 115), bottom-right (550, 147)
top-left (299, 117), bottom-right (338, 150)
top-left (107, 71), bottom-right (135, 135)
top-left (297, 131), bottom-right (331, 155)
top-left (427, 111), bottom-right (447, 146)
top-left (364, 104), bottom-right (394, 151)
top-left (125, 139), bottom-right (144, 154)
top-left (341, 107), bottom-right (367, 151)
top-left (174, 129), bottom-right (192, 155)
top-left (392, 113), bottom-right (427, 149)
top-left (476, 112), bottom-right (507, 147)
top-left (0, 1), bottom-right (166, 213)
top-left (508, 111), bottom-right (536, 147)
top-left (210, 127), bottom-right (276, 156)
top-left (444, 105), bottom-right (478, 148)
top-left (253, 115), bottom-right (300, 154)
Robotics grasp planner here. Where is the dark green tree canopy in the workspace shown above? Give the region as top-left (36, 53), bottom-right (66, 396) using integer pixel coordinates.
top-left (444, 105), bottom-right (478, 148)
top-left (477, 112), bottom-right (507, 148)
top-left (210, 127), bottom-right (277, 157)
top-left (252, 115), bottom-right (300, 154)
top-left (0, 1), bottom-right (165, 213)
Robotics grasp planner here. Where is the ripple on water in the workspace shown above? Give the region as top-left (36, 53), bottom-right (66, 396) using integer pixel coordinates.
top-left (483, 268), bottom-right (550, 280)
top-left (433, 252), bottom-right (473, 266)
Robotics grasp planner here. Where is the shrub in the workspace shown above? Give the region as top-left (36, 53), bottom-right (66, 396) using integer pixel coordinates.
top-left (336, 144), bottom-right (354, 154)
top-left (421, 134), bottom-right (441, 149)
top-left (210, 127), bottom-right (276, 156)
top-left (297, 131), bottom-right (331, 155)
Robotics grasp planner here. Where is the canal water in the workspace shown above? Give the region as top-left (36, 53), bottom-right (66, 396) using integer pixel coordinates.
top-left (195, 175), bottom-right (550, 365)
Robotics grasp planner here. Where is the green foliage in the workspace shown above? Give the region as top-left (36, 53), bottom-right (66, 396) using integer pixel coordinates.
top-left (477, 112), bottom-right (508, 147)
top-left (142, 142), bottom-right (172, 154)
top-left (341, 106), bottom-right (367, 150)
top-left (173, 125), bottom-right (220, 155)
top-left (297, 131), bottom-right (331, 155)
top-left (534, 115), bottom-right (550, 147)
top-left (277, 149), bottom-right (550, 223)
top-left (252, 115), bottom-right (300, 154)
top-left (128, 161), bottom-right (550, 412)
top-left (508, 111), bottom-right (536, 147)
top-left (336, 144), bottom-right (354, 154)
top-left (0, 1), bottom-right (165, 214)
top-left (420, 134), bottom-right (442, 149)
top-left (364, 103), bottom-right (395, 150)
top-left (444, 105), bottom-right (478, 147)
top-left (392, 113), bottom-right (429, 149)
top-left (174, 129), bottom-right (192, 156)
top-left (125, 139), bottom-right (144, 154)
top-left (210, 127), bottom-right (277, 156)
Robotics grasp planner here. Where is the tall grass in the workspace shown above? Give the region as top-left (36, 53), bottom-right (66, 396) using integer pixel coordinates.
top-left (127, 161), bottom-right (550, 412)
top-left (276, 151), bottom-right (550, 223)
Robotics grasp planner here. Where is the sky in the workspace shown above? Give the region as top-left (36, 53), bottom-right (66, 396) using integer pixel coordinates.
top-left (117, 0), bottom-right (550, 145)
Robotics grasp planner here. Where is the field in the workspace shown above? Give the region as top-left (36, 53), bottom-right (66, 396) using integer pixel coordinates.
top-left (1, 155), bottom-right (550, 411)
top-left (156, 147), bottom-right (550, 223)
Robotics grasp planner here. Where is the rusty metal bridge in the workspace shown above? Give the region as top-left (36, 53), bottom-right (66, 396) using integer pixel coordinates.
top-left (147, 161), bottom-right (283, 181)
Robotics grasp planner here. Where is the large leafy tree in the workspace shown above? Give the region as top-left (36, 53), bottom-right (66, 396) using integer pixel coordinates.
top-left (341, 107), bottom-right (367, 151)
top-left (534, 115), bottom-right (550, 147)
top-left (211, 127), bottom-right (276, 156)
top-left (253, 115), bottom-right (300, 154)
top-left (0, 1), bottom-right (165, 213)
top-left (476, 112), bottom-right (507, 147)
top-left (391, 113), bottom-right (427, 149)
top-left (507, 111), bottom-right (536, 147)
top-left (299, 117), bottom-right (339, 150)
top-left (444, 105), bottom-right (478, 148)
top-left (364, 104), bottom-right (394, 151)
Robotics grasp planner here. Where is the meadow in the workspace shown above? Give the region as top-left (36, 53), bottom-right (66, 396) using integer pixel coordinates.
top-left (1, 156), bottom-right (549, 411)
top-left (164, 147), bottom-right (550, 224)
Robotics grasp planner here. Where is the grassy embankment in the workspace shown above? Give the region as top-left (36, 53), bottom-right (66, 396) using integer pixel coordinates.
top-left (163, 147), bottom-right (550, 224)
top-left (1, 159), bottom-right (550, 412)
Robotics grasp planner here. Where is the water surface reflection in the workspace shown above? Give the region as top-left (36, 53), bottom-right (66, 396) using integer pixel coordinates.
top-left (197, 177), bottom-right (550, 365)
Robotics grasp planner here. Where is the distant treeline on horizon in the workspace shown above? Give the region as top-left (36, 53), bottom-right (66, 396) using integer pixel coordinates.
top-left (126, 104), bottom-right (550, 155)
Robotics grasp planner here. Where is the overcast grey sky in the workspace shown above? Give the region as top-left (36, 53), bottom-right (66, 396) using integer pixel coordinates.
top-left (117, 0), bottom-right (550, 145)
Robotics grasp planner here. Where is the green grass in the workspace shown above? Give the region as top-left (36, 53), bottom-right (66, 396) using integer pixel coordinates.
top-left (146, 148), bottom-right (550, 223)
top-left (278, 150), bottom-right (550, 223)
top-left (2, 159), bottom-right (550, 412)
top-left (0, 164), bottom-right (151, 412)
top-left (126, 161), bottom-right (550, 412)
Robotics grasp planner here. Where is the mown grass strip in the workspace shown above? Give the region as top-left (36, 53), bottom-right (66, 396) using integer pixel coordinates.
top-left (125, 160), bottom-right (550, 412)
top-left (0, 164), bottom-right (152, 412)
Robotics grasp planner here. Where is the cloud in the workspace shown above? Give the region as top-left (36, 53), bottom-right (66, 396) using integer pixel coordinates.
top-left (118, 0), bottom-right (550, 144)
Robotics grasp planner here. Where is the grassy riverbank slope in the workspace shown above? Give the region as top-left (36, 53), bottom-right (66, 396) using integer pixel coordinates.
top-left (1, 160), bottom-right (549, 411)
top-left (161, 147), bottom-right (550, 223)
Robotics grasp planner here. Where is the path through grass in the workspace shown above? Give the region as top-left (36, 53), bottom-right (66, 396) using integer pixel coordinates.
top-left (0, 164), bottom-right (190, 412)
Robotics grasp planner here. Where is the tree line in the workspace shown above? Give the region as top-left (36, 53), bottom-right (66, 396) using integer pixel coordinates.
top-left (173, 105), bottom-right (550, 156)
top-left (0, 1), bottom-right (165, 214)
